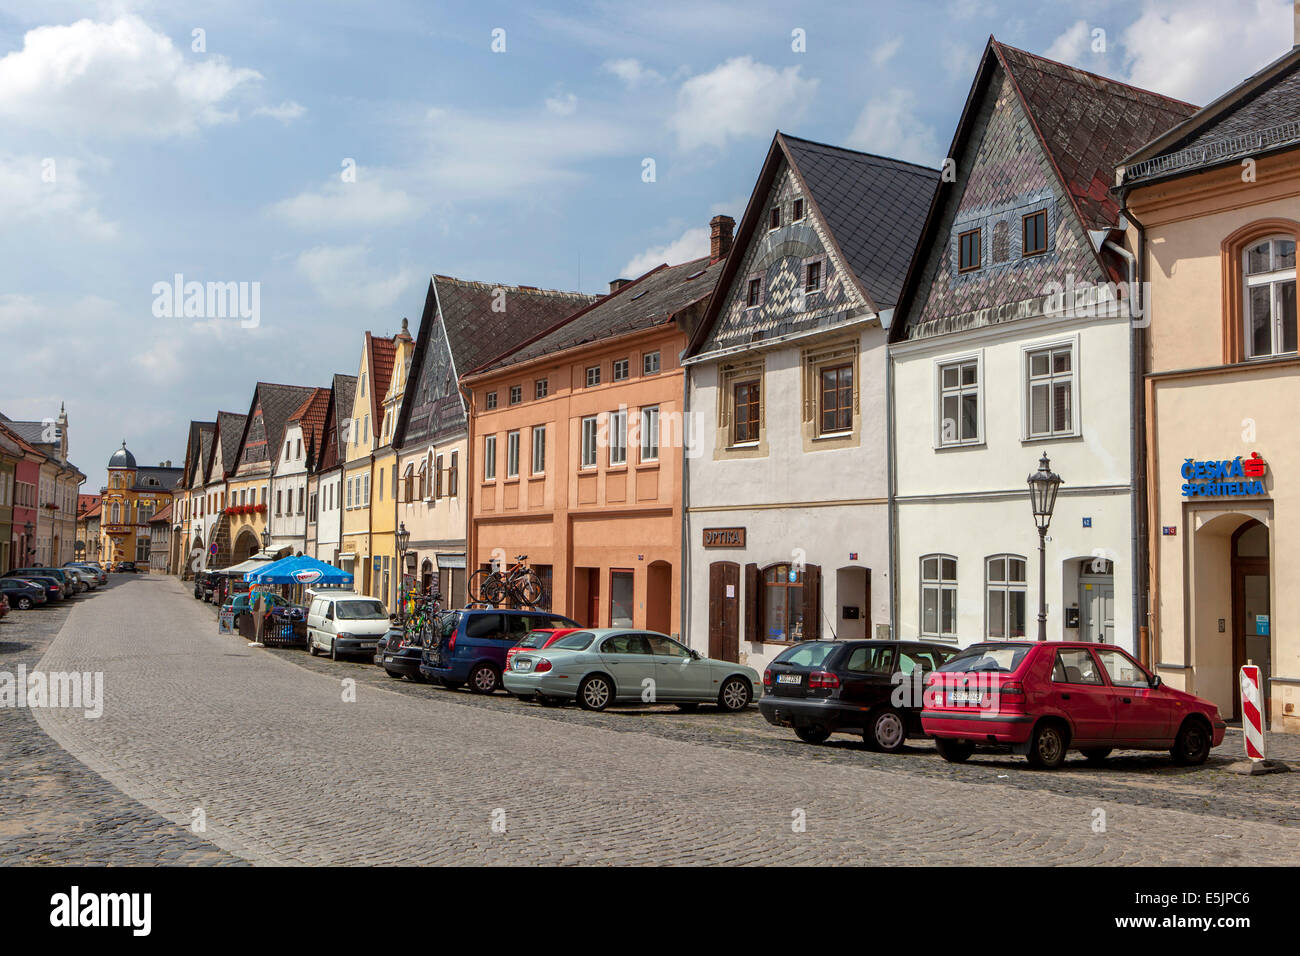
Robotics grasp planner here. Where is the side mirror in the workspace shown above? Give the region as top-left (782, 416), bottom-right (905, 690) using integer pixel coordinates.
top-left (689, 649), bottom-right (701, 661)
top-left (1148, 674), bottom-right (1162, 689)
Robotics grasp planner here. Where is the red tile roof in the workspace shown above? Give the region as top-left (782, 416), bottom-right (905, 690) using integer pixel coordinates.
top-left (288, 387), bottom-right (332, 467)
top-left (366, 333), bottom-right (397, 436)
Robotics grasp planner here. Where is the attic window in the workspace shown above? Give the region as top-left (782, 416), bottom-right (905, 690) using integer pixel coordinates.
top-left (1022, 210), bottom-right (1048, 258)
top-left (958, 229), bottom-right (981, 274)
top-left (485, 391), bottom-right (498, 410)
top-left (792, 198), bottom-right (805, 221)
top-left (686, 269), bottom-right (706, 280)
top-left (630, 290), bottom-right (649, 300)
top-left (769, 207), bottom-right (781, 231)
top-left (746, 277), bottom-right (763, 309)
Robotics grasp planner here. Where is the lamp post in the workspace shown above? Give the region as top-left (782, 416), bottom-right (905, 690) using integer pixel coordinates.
top-left (24, 521), bottom-right (34, 562)
top-left (396, 521), bottom-right (411, 626)
top-left (1026, 453), bottom-right (1063, 641)
top-left (260, 525), bottom-right (271, 555)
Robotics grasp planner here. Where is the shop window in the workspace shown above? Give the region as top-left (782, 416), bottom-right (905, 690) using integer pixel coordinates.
top-left (921, 554), bottom-right (957, 639)
top-left (610, 570), bottom-right (634, 626)
top-left (762, 564), bottom-right (806, 642)
top-left (985, 554), bottom-right (1026, 639)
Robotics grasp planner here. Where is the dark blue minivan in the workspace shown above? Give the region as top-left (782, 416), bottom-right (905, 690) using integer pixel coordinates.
top-left (420, 608), bottom-right (578, 694)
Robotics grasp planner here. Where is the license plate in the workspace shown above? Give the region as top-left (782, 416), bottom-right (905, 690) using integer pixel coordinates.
top-left (383, 655), bottom-right (393, 663)
top-left (950, 691), bottom-right (983, 705)
top-left (515, 659), bottom-right (532, 671)
top-left (777, 673), bottom-right (801, 685)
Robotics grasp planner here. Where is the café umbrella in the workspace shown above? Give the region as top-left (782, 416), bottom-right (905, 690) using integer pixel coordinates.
top-left (243, 554), bottom-right (354, 587)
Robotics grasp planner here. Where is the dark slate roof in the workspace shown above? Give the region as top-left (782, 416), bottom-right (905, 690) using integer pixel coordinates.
top-left (781, 134), bottom-right (940, 309)
top-left (242, 383), bottom-right (316, 473)
top-left (994, 41), bottom-right (1197, 229)
top-left (1120, 46), bottom-right (1300, 187)
top-left (437, 278), bottom-right (597, 374)
top-left (210, 410), bottom-right (246, 481)
top-left (108, 442), bottom-right (136, 469)
top-left (475, 257), bottom-right (722, 374)
top-left (131, 466), bottom-right (183, 491)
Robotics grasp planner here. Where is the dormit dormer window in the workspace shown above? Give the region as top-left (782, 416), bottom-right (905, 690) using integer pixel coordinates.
top-left (792, 198), bottom-right (805, 222)
top-left (958, 228), bottom-right (981, 273)
top-left (746, 277), bottom-right (763, 309)
top-left (1022, 210), bottom-right (1048, 258)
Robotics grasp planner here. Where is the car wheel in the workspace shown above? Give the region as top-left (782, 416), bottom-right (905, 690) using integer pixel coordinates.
top-left (675, 703), bottom-right (700, 713)
top-left (1081, 747), bottom-right (1112, 764)
top-left (866, 708), bottom-right (907, 753)
top-left (717, 676), bottom-right (752, 712)
top-left (16, 597), bottom-right (32, 610)
top-left (578, 675), bottom-right (613, 711)
top-left (1171, 719), bottom-right (1212, 766)
top-left (307, 637), bottom-right (318, 656)
top-left (1026, 721), bottom-right (1068, 770)
top-left (795, 725), bottom-right (831, 745)
top-left (934, 737), bottom-right (975, 763)
top-left (469, 663), bottom-right (500, 695)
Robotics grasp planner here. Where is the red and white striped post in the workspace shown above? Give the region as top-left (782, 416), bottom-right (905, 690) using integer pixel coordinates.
top-left (1239, 665), bottom-right (1266, 761)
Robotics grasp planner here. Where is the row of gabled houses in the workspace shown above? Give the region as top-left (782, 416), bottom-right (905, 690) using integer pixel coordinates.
top-left (168, 34), bottom-right (1300, 731)
top-left (0, 405), bottom-right (85, 571)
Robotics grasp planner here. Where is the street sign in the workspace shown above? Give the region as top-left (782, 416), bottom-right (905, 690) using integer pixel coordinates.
top-left (1239, 665), bottom-right (1265, 761)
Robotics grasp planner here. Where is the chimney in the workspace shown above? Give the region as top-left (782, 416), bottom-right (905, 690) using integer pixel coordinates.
top-left (710, 215), bottom-right (735, 263)
top-left (609, 278), bottom-right (632, 294)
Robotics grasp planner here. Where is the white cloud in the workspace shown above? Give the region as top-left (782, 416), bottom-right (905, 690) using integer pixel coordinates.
top-left (0, 15), bottom-right (261, 137)
top-left (1119, 0), bottom-right (1293, 104)
top-left (0, 153), bottom-right (116, 239)
top-left (620, 226), bottom-right (710, 278)
top-left (296, 244), bottom-right (416, 311)
top-left (846, 89), bottom-right (942, 167)
top-left (871, 36), bottom-right (903, 68)
top-left (270, 171), bottom-right (419, 229)
top-left (668, 56), bottom-right (818, 151)
top-left (1045, 19), bottom-right (1093, 64)
top-left (602, 58), bottom-right (663, 87)
top-left (545, 91), bottom-right (577, 115)
top-left (253, 100), bottom-right (306, 123)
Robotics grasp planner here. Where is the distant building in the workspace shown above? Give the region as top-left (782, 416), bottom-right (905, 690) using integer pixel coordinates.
top-left (100, 441), bottom-right (182, 566)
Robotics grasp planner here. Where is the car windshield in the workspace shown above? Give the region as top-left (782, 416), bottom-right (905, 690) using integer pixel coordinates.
top-left (519, 630), bottom-right (553, 648)
top-left (550, 631), bottom-right (595, 651)
top-left (939, 645), bottom-right (1033, 674)
top-left (773, 641), bottom-right (838, 668)
top-left (335, 600), bottom-right (387, 620)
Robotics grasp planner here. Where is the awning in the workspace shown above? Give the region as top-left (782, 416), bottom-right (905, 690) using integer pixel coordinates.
top-left (436, 552), bottom-right (466, 569)
top-left (215, 551), bottom-right (278, 575)
top-left (244, 555), bottom-right (354, 587)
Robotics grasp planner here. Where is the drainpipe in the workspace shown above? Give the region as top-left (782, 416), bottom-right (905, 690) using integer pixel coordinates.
top-left (886, 337), bottom-right (898, 640)
top-left (680, 363), bottom-right (691, 647)
top-left (1106, 202), bottom-right (1150, 664)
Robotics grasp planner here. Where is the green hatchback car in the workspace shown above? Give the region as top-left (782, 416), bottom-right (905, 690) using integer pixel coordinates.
top-left (503, 628), bottom-right (759, 712)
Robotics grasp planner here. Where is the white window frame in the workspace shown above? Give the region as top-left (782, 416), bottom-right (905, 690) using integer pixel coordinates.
top-left (934, 350), bottom-right (984, 448)
top-left (639, 406), bottom-right (659, 462)
top-left (1243, 236), bottom-right (1297, 359)
top-left (608, 409), bottom-right (627, 466)
top-left (506, 430), bottom-right (520, 478)
top-left (484, 435), bottom-right (497, 480)
top-left (580, 416), bottom-right (598, 470)
top-left (531, 425), bottom-right (546, 475)
top-left (985, 554), bottom-right (1027, 640)
top-left (1020, 334), bottom-right (1081, 441)
top-left (642, 351), bottom-right (661, 375)
top-left (920, 553), bottom-right (958, 641)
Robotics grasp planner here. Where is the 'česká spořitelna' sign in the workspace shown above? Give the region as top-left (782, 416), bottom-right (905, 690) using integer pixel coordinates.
top-left (1180, 453), bottom-right (1267, 498)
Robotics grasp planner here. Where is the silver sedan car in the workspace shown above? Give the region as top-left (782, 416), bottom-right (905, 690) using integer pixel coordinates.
top-left (503, 628), bottom-right (759, 712)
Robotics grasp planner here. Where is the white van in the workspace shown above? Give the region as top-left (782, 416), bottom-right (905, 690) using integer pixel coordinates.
top-left (306, 592), bottom-right (391, 660)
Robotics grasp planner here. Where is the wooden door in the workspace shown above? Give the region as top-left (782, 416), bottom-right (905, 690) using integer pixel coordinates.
top-left (708, 561), bottom-right (740, 663)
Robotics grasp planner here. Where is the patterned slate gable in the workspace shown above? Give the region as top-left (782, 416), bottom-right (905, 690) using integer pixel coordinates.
top-left (205, 411), bottom-right (246, 483)
top-left (396, 277), bottom-right (595, 449)
top-left (701, 161), bottom-right (863, 354)
top-left (900, 66), bottom-right (1112, 342)
top-left (235, 383), bottom-right (316, 477)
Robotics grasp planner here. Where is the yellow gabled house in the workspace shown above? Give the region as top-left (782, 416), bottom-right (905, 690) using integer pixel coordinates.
top-left (370, 319), bottom-right (415, 609)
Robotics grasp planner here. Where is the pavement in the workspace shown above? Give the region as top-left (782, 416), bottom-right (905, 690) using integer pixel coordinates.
top-left (2, 574), bottom-right (1297, 865)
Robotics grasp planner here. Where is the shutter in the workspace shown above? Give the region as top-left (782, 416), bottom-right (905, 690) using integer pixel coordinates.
top-left (744, 563), bottom-right (759, 644)
top-left (802, 564), bottom-right (821, 641)
top-left (450, 452), bottom-right (459, 496)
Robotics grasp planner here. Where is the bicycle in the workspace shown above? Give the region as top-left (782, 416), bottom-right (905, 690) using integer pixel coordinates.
top-left (468, 555), bottom-right (544, 608)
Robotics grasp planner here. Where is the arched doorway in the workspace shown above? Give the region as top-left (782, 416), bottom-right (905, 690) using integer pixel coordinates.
top-left (232, 528), bottom-right (260, 563)
top-left (1232, 520), bottom-right (1270, 721)
top-left (646, 561), bottom-right (672, 635)
top-left (420, 558), bottom-right (434, 595)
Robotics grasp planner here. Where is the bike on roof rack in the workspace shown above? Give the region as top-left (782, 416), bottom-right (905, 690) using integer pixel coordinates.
top-left (468, 554), bottom-right (546, 609)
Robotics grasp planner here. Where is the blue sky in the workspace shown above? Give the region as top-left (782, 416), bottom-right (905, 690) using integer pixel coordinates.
top-left (0, 0), bottom-right (1293, 489)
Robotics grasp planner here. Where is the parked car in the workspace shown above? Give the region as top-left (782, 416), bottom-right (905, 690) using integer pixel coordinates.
top-left (922, 641), bottom-right (1227, 769)
top-left (306, 592), bottom-right (391, 660)
top-left (115, 561), bottom-right (139, 573)
top-left (504, 627), bottom-right (584, 676)
top-left (5, 568), bottom-right (72, 598)
top-left (65, 562), bottom-right (107, 586)
top-left (420, 609), bottom-right (579, 694)
top-left (0, 578), bottom-right (49, 609)
top-left (221, 591), bottom-right (295, 623)
top-left (63, 568), bottom-right (90, 593)
top-left (377, 620), bottom-right (444, 681)
top-left (6, 574), bottom-right (63, 603)
top-left (759, 640), bottom-right (958, 751)
top-left (503, 629), bottom-right (759, 712)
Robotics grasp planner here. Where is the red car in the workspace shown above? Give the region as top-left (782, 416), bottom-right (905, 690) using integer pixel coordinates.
top-left (505, 628), bottom-right (583, 675)
top-left (922, 641), bottom-right (1225, 769)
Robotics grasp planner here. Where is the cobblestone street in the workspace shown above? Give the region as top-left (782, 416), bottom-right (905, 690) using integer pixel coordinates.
top-left (3, 575), bottom-right (1297, 865)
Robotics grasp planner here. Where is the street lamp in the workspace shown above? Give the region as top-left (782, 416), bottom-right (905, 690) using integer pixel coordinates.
top-left (1026, 453), bottom-right (1063, 642)
top-left (396, 521), bottom-right (411, 626)
top-left (260, 525), bottom-right (271, 554)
